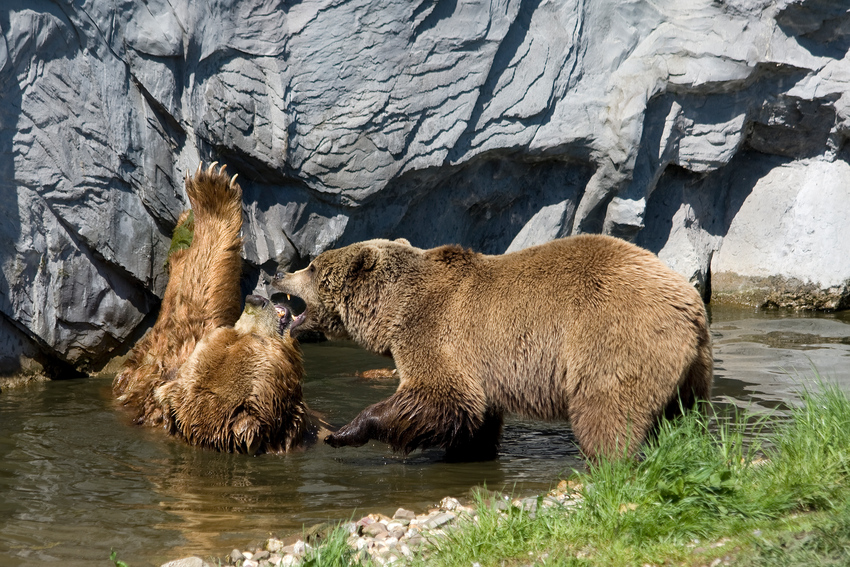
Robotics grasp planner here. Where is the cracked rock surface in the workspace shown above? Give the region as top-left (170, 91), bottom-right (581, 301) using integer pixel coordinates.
top-left (1, 0), bottom-right (848, 378)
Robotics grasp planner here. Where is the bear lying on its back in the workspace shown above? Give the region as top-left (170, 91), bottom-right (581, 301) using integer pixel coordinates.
top-left (273, 235), bottom-right (712, 461)
top-left (114, 163), bottom-right (325, 454)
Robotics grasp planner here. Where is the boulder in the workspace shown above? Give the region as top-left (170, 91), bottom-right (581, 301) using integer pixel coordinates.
top-left (0, 0), bottom-right (848, 377)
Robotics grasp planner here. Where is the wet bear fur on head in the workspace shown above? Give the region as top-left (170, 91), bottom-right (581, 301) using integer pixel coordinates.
top-left (273, 235), bottom-right (713, 462)
top-left (113, 163), bottom-right (325, 455)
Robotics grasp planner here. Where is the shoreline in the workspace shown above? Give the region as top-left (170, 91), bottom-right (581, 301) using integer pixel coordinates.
top-left (161, 481), bottom-right (581, 567)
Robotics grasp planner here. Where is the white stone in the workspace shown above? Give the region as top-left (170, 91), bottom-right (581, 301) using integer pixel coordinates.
top-left (292, 540), bottom-right (309, 556)
top-left (506, 201), bottom-right (572, 253)
top-left (160, 558), bottom-right (213, 567)
top-left (712, 159), bottom-right (850, 288)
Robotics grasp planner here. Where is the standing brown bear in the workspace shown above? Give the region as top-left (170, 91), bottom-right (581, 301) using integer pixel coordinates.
top-left (273, 235), bottom-right (712, 461)
top-left (113, 163), bottom-right (324, 454)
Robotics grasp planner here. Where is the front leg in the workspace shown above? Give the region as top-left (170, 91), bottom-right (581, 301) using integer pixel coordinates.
top-left (324, 385), bottom-right (491, 456)
top-left (324, 399), bottom-right (397, 448)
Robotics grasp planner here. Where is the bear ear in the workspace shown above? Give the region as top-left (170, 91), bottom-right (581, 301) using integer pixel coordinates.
top-left (394, 238), bottom-right (411, 246)
top-left (350, 246), bottom-right (379, 276)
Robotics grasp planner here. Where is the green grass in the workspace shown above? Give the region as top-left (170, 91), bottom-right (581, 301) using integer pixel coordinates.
top-left (110, 548), bottom-right (129, 567)
top-left (302, 524), bottom-right (363, 567)
top-left (732, 502), bottom-right (850, 567)
top-left (304, 380), bottom-right (850, 566)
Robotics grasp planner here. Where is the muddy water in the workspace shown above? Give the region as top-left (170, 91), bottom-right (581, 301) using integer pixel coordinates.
top-left (1, 307), bottom-right (849, 566)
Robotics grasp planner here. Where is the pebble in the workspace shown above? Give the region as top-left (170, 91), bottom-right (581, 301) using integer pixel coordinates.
top-left (292, 540), bottom-right (309, 556)
top-left (171, 482), bottom-right (586, 567)
top-left (420, 512), bottom-right (455, 530)
top-left (392, 508), bottom-right (415, 522)
top-left (386, 521), bottom-right (406, 532)
top-left (363, 522), bottom-right (389, 537)
top-left (161, 559), bottom-right (214, 567)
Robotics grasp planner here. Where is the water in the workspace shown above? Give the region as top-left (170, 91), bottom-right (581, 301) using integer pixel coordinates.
top-left (709, 306), bottom-right (850, 411)
top-left (1, 307), bottom-right (849, 566)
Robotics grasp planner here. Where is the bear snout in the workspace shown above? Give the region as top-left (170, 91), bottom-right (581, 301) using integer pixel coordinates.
top-left (272, 271), bottom-right (296, 294)
top-left (245, 294), bottom-right (269, 309)
top-left (272, 271), bottom-right (312, 304)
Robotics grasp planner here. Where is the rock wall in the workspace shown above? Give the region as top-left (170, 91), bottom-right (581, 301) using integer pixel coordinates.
top-left (1, 0), bottom-right (848, 377)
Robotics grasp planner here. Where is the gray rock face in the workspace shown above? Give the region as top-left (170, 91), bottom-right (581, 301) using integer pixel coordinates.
top-left (1, 0), bottom-right (848, 376)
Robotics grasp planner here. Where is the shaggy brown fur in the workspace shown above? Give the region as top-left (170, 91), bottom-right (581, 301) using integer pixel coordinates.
top-left (273, 235), bottom-right (713, 461)
top-left (113, 163), bottom-right (322, 454)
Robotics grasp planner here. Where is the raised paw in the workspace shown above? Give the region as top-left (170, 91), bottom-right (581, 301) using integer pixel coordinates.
top-left (184, 161), bottom-right (242, 217)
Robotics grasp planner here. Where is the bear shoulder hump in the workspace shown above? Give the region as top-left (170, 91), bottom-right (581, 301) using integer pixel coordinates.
top-left (424, 244), bottom-right (477, 268)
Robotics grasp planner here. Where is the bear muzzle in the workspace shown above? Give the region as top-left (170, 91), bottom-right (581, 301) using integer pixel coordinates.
top-left (245, 294), bottom-right (305, 336)
top-left (274, 303), bottom-right (306, 336)
top-left (272, 272), bottom-right (311, 325)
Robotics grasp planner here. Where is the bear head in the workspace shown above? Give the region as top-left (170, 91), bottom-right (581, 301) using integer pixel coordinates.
top-left (235, 294), bottom-right (305, 339)
top-left (272, 238), bottom-right (414, 352)
top-left (156, 294), bottom-right (308, 455)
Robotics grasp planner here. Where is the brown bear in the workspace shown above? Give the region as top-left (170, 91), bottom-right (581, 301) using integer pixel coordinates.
top-left (273, 235), bottom-right (713, 461)
top-left (113, 163), bottom-right (325, 454)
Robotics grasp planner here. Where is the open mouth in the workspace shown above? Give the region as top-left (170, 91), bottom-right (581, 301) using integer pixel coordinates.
top-left (274, 303), bottom-right (306, 336)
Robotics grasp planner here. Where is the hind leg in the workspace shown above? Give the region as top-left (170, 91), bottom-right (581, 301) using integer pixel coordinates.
top-left (568, 388), bottom-right (655, 462)
top-left (664, 337), bottom-right (714, 421)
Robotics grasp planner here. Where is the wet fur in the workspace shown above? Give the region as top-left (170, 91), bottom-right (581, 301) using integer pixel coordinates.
top-left (113, 164), bottom-right (321, 453)
top-left (274, 235), bottom-right (713, 461)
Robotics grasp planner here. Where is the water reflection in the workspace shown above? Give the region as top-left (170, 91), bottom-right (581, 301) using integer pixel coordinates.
top-left (0, 308), bottom-right (848, 566)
